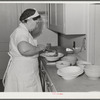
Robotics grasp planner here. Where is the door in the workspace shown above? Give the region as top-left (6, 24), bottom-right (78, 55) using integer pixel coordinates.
top-left (0, 3), bottom-right (19, 79)
top-left (94, 4), bottom-right (100, 65)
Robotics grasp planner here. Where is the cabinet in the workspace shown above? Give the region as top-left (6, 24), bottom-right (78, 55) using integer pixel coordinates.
top-left (49, 3), bottom-right (88, 35)
top-left (49, 4), bottom-right (63, 33)
top-left (39, 57), bottom-right (56, 92)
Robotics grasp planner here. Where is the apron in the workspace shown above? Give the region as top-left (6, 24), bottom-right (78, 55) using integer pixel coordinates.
top-left (2, 23), bottom-right (42, 92)
top-left (3, 52), bottom-right (42, 92)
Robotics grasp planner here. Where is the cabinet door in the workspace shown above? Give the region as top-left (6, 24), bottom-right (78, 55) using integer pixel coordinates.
top-left (45, 4), bottom-right (50, 28)
top-left (64, 3), bottom-right (87, 35)
top-left (49, 3), bottom-right (63, 33)
top-left (94, 4), bottom-right (100, 65)
top-left (48, 3), bottom-right (87, 35)
top-left (49, 4), bottom-right (57, 31)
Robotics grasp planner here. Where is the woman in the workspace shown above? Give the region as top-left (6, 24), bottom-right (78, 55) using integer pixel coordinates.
top-left (3, 8), bottom-right (46, 92)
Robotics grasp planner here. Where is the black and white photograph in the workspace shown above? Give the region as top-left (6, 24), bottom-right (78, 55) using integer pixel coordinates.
top-left (0, 1), bottom-right (100, 99)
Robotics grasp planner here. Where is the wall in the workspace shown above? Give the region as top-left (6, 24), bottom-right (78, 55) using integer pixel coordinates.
top-left (37, 14), bottom-right (58, 46)
top-left (58, 34), bottom-right (87, 60)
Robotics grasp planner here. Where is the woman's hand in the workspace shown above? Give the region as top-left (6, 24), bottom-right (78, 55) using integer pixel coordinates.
top-left (37, 44), bottom-right (46, 51)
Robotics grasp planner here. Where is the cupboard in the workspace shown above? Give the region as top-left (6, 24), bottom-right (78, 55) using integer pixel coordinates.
top-left (39, 57), bottom-right (56, 92)
top-left (49, 3), bottom-right (88, 35)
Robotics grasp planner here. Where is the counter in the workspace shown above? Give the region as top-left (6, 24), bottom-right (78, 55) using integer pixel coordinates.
top-left (40, 56), bottom-right (100, 92)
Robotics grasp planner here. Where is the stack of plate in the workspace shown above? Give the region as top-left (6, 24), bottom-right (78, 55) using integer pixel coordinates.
top-left (57, 66), bottom-right (83, 80)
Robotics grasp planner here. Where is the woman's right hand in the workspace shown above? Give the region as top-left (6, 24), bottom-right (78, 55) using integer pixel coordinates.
top-left (37, 44), bottom-right (46, 52)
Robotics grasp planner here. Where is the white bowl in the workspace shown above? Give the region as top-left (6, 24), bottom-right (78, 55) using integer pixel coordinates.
top-left (59, 66), bottom-right (82, 75)
top-left (57, 66), bottom-right (83, 80)
top-left (45, 53), bottom-right (64, 61)
top-left (56, 61), bottom-right (70, 69)
top-left (61, 55), bottom-right (77, 65)
top-left (77, 60), bottom-right (91, 66)
top-left (84, 65), bottom-right (100, 80)
top-left (77, 60), bottom-right (91, 70)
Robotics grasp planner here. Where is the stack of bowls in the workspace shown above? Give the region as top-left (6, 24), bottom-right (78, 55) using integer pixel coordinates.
top-left (77, 60), bottom-right (91, 70)
top-left (61, 55), bottom-right (78, 65)
top-left (56, 61), bottom-right (70, 69)
top-left (84, 64), bottom-right (100, 80)
top-left (57, 66), bottom-right (83, 80)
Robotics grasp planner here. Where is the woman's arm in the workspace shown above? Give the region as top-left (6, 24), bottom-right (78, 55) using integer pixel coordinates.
top-left (17, 41), bottom-right (45, 57)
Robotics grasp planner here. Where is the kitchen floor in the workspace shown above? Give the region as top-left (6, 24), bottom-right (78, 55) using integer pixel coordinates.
top-left (0, 79), bottom-right (4, 92)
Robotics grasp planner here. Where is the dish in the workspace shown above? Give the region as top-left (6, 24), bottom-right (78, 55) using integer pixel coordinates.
top-left (84, 65), bottom-right (100, 80)
top-left (41, 52), bottom-right (64, 61)
top-left (57, 66), bottom-right (83, 80)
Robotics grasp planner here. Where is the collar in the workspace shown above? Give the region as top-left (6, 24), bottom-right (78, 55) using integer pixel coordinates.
top-left (19, 23), bottom-right (28, 32)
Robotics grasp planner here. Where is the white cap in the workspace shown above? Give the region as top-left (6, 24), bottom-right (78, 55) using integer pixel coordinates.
top-left (26, 9), bottom-right (40, 20)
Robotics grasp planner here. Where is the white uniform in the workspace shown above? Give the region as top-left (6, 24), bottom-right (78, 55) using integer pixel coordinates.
top-left (3, 23), bottom-right (42, 92)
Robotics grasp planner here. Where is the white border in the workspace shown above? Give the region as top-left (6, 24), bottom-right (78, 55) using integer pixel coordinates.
top-left (0, 92), bottom-right (100, 99)
top-left (0, 1), bottom-right (100, 99)
top-left (0, 1), bottom-right (100, 3)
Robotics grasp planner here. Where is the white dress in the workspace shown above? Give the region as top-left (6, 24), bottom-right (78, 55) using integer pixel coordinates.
top-left (3, 23), bottom-right (42, 92)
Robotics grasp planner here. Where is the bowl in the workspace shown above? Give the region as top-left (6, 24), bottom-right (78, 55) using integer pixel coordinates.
top-left (77, 60), bottom-right (91, 69)
top-left (57, 66), bottom-right (83, 80)
top-left (44, 52), bottom-right (64, 61)
top-left (77, 60), bottom-right (91, 66)
top-left (61, 55), bottom-right (77, 65)
top-left (56, 61), bottom-right (70, 69)
top-left (84, 65), bottom-right (100, 80)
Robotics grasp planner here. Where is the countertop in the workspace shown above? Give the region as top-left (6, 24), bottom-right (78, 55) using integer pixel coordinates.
top-left (40, 46), bottom-right (100, 92)
top-left (41, 57), bottom-right (100, 92)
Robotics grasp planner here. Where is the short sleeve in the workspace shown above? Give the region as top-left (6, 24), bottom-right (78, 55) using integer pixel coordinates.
top-left (15, 29), bottom-right (29, 45)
